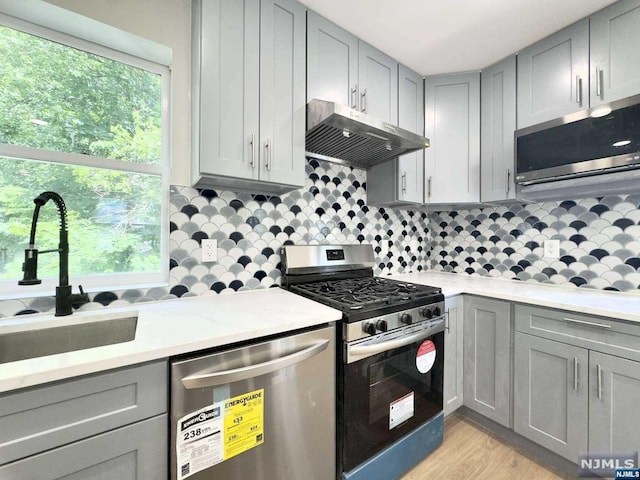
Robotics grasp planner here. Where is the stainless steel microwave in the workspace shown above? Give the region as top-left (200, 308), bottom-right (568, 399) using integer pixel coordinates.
top-left (515, 94), bottom-right (640, 185)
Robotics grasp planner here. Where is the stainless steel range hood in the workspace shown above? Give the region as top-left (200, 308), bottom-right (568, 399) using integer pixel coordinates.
top-left (305, 99), bottom-right (429, 169)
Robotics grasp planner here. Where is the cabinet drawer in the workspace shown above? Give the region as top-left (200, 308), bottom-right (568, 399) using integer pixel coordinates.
top-left (0, 361), bottom-right (167, 465)
top-left (0, 414), bottom-right (167, 479)
top-left (515, 305), bottom-right (640, 361)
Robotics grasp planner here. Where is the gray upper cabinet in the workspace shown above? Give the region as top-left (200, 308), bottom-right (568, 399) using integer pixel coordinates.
top-left (192, 0), bottom-right (306, 194)
top-left (589, 351), bottom-right (640, 452)
top-left (424, 73), bottom-right (480, 204)
top-left (306, 10), bottom-right (358, 107)
top-left (590, 0), bottom-right (640, 106)
top-left (517, 19), bottom-right (589, 129)
top-left (463, 296), bottom-right (511, 427)
top-left (306, 11), bottom-right (397, 121)
top-left (367, 64), bottom-right (424, 206)
top-left (358, 41), bottom-right (398, 122)
top-left (514, 332), bottom-right (588, 462)
top-left (480, 56), bottom-right (516, 202)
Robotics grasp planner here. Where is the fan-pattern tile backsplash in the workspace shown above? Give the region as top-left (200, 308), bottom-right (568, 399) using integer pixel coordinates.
top-left (428, 196), bottom-right (640, 294)
top-left (0, 159), bottom-right (430, 317)
top-left (3, 160), bottom-right (640, 317)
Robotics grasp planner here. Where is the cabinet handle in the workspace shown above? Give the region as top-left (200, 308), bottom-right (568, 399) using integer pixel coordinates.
top-left (361, 89), bottom-right (367, 113)
top-left (265, 138), bottom-right (271, 171)
top-left (575, 75), bottom-right (583, 106)
top-left (597, 364), bottom-right (603, 400)
top-left (505, 169), bottom-right (511, 194)
top-left (250, 134), bottom-right (255, 168)
top-left (445, 309), bottom-right (450, 333)
top-left (427, 176), bottom-right (432, 198)
top-left (573, 357), bottom-right (578, 391)
top-left (596, 67), bottom-right (604, 99)
top-left (351, 86), bottom-right (358, 109)
top-left (562, 317), bottom-right (611, 329)
top-left (401, 171), bottom-right (407, 193)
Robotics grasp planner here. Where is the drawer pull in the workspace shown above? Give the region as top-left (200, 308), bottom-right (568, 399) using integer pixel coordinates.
top-left (562, 317), bottom-right (611, 329)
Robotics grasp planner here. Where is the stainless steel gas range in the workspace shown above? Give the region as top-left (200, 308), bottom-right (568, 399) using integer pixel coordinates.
top-left (281, 244), bottom-right (445, 480)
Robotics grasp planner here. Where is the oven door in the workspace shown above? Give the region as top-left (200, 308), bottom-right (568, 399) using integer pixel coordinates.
top-left (340, 323), bottom-right (444, 473)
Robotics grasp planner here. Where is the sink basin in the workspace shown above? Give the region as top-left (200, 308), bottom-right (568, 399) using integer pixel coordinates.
top-left (0, 313), bottom-right (138, 364)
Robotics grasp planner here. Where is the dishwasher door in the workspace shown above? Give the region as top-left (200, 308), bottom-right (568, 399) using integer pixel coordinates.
top-left (170, 324), bottom-right (335, 480)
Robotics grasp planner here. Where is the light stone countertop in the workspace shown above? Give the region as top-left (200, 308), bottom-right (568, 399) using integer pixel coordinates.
top-left (0, 288), bottom-right (342, 394)
top-left (2, 273), bottom-right (640, 394)
top-left (389, 271), bottom-right (640, 324)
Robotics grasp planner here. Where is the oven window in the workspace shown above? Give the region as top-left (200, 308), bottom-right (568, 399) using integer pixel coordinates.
top-left (341, 332), bottom-right (444, 472)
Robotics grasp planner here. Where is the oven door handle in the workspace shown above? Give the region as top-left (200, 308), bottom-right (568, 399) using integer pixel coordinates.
top-left (347, 328), bottom-right (434, 363)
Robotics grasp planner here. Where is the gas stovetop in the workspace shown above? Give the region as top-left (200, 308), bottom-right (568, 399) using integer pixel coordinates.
top-left (288, 276), bottom-right (443, 322)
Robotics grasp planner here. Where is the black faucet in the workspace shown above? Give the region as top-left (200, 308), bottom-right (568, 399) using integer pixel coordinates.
top-left (19, 191), bottom-right (89, 316)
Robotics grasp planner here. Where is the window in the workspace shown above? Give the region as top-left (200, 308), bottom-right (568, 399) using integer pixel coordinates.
top-left (0, 11), bottom-right (170, 297)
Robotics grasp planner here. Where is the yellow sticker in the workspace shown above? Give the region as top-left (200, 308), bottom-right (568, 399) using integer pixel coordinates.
top-left (223, 388), bottom-right (264, 460)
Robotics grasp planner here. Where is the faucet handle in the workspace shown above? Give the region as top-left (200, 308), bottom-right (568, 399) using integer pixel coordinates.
top-left (79, 284), bottom-right (85, 295)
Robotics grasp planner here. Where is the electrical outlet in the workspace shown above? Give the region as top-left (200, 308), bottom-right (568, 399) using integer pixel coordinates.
top-left (544, 239), bottom-right (560, 259)
top-left (201, 239), bottom-right (217, 262)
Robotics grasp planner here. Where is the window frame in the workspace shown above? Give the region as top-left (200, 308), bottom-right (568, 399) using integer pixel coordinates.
top-left (0, 10), bottom-right (171, 299)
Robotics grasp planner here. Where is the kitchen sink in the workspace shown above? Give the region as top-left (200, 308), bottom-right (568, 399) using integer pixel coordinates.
top-left (0, 313), bottom-right (138, 364)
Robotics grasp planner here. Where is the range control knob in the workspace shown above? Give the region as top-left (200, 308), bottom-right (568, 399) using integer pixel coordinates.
top-left (362, 322), bottom-right (376, 335)
top-left (376, 320), bottom-right (388, 332)
top-left (420, 307), bottom-right (433, 319)
top-left (433, 306), bottom-right (442, 317)
top-left (400, 313), bottom-right (413, 325)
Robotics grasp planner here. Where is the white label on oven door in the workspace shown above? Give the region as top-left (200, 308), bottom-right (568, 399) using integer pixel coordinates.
top-left (176, 405), bottom-right (224, 480)
top-left (416, 339), bottom-right (436, 373)
top-left (389, 392), bottom-right (414, 430)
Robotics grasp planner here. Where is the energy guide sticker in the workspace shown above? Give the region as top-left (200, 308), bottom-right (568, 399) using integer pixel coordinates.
top-left (176, 389), bottom-right (264, 479)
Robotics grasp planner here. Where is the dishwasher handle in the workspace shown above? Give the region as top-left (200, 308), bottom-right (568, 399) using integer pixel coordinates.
top-left (181, 340), bottom-right (329, 389)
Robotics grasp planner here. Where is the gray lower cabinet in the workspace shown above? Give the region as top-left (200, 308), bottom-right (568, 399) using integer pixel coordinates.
top-left (589, 351), bottom-right (640, 452)
top-left (367, 64), bottom-right (424, 206)
top-left (424, 73), bottom-right (480, 204)
top-left (516, 19), bottom-right (589, 129)
top-left (0, 415), bottom-right (167, 480)
top-left (192, 0), bottom-right (306, 194)
top-left (513, 332), bottom-right (588, 462)
top-left (444, 295), bottom-right (463, 416)
top-left (480, 55), bottom-right (516, 202)
top-left (0, 361), bottom-right (167, 478)
top-left (463, 296), bottom-right (511, 427)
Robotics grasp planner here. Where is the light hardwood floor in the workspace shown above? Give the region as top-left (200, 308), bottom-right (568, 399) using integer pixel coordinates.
top-left (400, 415), bottom-right (576, 480)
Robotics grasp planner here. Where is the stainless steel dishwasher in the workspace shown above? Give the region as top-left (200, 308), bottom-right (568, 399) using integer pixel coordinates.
top-left (170, 324), bottom-right (335, 480)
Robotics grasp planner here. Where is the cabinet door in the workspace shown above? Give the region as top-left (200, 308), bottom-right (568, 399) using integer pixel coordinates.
top-left (0, 415), bottom-right (167, 479)
top-left (425, 73), bottom-right (480, 204)
top-left (590, 0), bottom-right (640, 106)
top-left (514, 333), bottom-right (588, 462)
top-left (259, 0), bottom-right (306, 186)
top-left (397, 64), bottom-right (424, 204)
top-left (358, 41), bottom-right (398, 122)
top-left (444, 295), bottom-right (464, 416)
top-left (589, 351), bottom-right (640, 452)
top-left (481, 55), bottom-right (516, 202)
top-left (463, 297), bottom-right (511, 427)
top-left (196, 0), bottom-right (260, 180)
top-left (517, 19), bottom-right (589, 128)
top-left (306, 11), bottom-right (358, 107)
